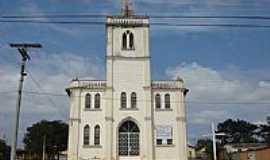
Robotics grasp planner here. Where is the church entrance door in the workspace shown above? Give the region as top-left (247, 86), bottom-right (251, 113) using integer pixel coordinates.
top-left (118, 120), bottom-right (140, 159)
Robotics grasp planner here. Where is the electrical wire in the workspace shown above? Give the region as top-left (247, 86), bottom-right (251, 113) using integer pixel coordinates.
top-left (22, 90), bottom-right (270, 105)
top-left (26, 69), bottom-right (68, 119)
top-left (1, 20), bottom-right (270, 29)
top-left (1, 14), bottom-right (270, 20)
top-left (0, 91), bottom-right (16, 94)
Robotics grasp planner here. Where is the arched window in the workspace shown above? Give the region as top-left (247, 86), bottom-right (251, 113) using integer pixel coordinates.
top-left (131, 92), bottom-right (137, 109)
top-left (122, 30), bottom-right (135, 50)
top-left (165, 94), bottom-right (170, 109)
top-left (121, 92), bottom-right (127, 108)
top-left (122, 33), bottom-right (127, 49)
top-left (94, 125), bottom-right (101, 145)
top-left (83, 125), bottom-right (90, 145)
top-left (85, 93), bottom-right (91, 109)
top-left (95, 93), bottom-right (101, 109)
top-left (155, 94), bottom-right (161, 109)
top-left (129, 33), bottom-right (134, 49)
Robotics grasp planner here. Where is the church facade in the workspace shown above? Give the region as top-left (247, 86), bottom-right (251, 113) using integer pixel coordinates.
top-left (66, 2), bottom-right (188, 160)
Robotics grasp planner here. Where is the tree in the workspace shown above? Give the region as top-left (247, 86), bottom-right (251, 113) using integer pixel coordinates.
top-left (23, 120), bottom-right (68, 160)
top-left (259, 116), bottom-right (270, 144)
top-left (196, 138), bottom-right (213, 160)
top-left (217, 119), bottom-right (258, 144)
top-left (0, 138), bottom-right (10, 160)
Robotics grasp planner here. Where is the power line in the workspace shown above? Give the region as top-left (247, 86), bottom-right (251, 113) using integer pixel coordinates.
top-left (2, 14), bottom-right (270, 20)
top-left (151, 15), bottom-right (270, 20)
top-left (0, 14), bottom-right (107, 19)
top-left (1, 20), bottom-right (270, 29)
top-left (0, 91), bottom-right (16, 94)
top-left (24, 91), bottom-right (66, 97)
top-left (22, 91), bottom-right (270, 105)
top-left (152, 22), bottom-right (270, 28)
top-left (26, 69), bottom-right (68, 114)
top-left (0, 20), bottom-right (104, 25)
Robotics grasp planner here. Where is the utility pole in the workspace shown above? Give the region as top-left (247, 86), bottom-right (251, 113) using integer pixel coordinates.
top-left (9, 43), bottom-right (42, 160)
top-left (42, 135), bottom-right (46, 160)
top-left (211, 122), bottom-right (226, 160)
top-left (212, 122), bottom-right (217, 160)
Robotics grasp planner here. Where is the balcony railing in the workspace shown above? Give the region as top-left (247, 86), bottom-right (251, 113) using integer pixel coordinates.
top-left (151, 80), bottom-right (183, 89)
top-left (69, 80), bottom-right (106, 89)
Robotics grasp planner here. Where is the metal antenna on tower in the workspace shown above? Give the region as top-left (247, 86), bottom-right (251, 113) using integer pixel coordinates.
top-left (121, 0), bottom-right (133, 16)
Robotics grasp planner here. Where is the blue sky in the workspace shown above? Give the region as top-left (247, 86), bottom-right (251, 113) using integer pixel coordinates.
top-left (0, 0), bottom-right (270, 146)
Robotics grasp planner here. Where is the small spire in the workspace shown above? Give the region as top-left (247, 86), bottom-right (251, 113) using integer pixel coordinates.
top-left (121, 0), bottom-right (134, 16)
top-left (176, 76), bottom-right (183, 82)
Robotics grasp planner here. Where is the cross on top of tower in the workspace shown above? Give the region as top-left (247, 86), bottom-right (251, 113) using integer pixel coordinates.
top-left (121, 0), bottom-right (134, 16)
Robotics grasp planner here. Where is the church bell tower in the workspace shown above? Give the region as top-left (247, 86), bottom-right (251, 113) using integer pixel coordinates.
top-left (106, 0), bottom-right (151, 88)
top-left (104, 0), bottom-right (154, 159)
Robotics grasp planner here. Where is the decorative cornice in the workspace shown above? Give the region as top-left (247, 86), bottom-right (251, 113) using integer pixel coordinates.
top-left (67, 87), bottom-right (107, 92)
top-left (106, 56), bottom-right (150, 60)
top-left (107, 15), bottom-right (149, 19)
top-left (107, 23), bottom-right (149, 28)
top-left (151, 88), bottom-right (183, 91)
top-left (151, 80), bottom-right (184, 90)
top-left (106, 17), bottom-right (149, 27)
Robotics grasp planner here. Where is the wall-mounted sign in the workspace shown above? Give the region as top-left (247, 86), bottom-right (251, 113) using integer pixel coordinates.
top-left (156, 125), bottom-right (172, 139)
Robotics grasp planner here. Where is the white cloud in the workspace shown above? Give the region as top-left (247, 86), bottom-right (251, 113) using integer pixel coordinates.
top-left (0, 52), bottom-right (102, 114)
top-left (192, 110), bottom-right (230, 125)
top-left (259, 81), bottom-right (270, 88)
top-left (0, 51), bottom-right (102, 146)
top-left (166, 62), bottom-right (270, 125)
top-left (17, 1), bottom-right (87, 36)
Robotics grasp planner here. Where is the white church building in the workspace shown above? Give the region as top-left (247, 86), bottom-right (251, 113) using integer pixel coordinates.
top-left (66, 1), bottom-right (189, 160)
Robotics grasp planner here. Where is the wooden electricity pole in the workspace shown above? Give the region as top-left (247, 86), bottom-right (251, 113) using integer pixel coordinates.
top-left (9, 43), bottom-right (42, 160)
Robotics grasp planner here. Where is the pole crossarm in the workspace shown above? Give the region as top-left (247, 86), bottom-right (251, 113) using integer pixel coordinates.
top-left (9, 43), bottom-right (42, 48)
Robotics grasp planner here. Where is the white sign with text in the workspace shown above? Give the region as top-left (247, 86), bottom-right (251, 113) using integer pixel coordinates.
top-left (156, 125), bottom-right (172, 139)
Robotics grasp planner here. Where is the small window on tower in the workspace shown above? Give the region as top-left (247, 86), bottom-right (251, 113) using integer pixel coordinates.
top-left (122, 33), bottom-right (127, 49)
top-left (122, 30), bottom-right (135, 50)
top-left (129, 33), bottom-right (134, 49)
